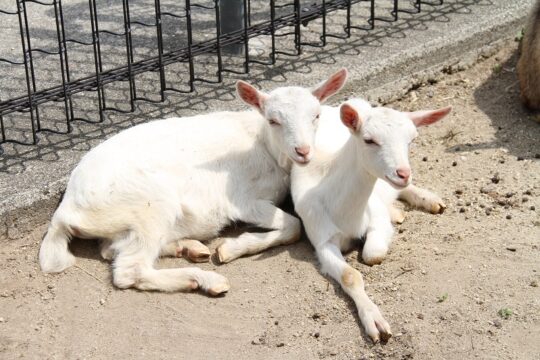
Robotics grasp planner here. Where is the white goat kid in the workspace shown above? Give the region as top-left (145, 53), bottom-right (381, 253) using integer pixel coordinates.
top-left (39, 69), bottom-right (348, 296)
top-left (291, 99), bottom-right (451, 342)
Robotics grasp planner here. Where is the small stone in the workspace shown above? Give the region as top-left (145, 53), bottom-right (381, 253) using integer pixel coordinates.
top-left (457, 200), bottom-right (464, 206)
top-left (505, 192), bottom-right (514, 198)
top-left (455, 189), bottom-right (463, 195)
top-left (47, 284), bottom-right (55, 290)
top-left (465, 201), bottom-right (471, 206)
top-left (531, 206), bottom-right (536, 211)
top-left (522, 196), bottom-right (529, 203)
top-left (517, 156), bottom-right (524, 161)
top-left (274, 320), bottom-right (279, 325)
top-left (314, 332), bottom-right (320, 338)
top-left (276, 342), bottom-right (285, 347)
top-left (480, 186), bottom-right (494, 194)
top-left (506, 214), bottom-right (512, 220)
top-left (530, 280), bottom-right (538, 287)
top-left (417, 313), bottom-right (424, 320)
top-left (312, 313), bottom-right (321, 320)
top-left (6, 227), bottom-right (19, 240)
top-left (524, 190), bottom-right (532, 196)
top-left (422, 156), bottom-right (428, 162)
top-left (322, 320), bottom-right (328, 325)
top-left (251, 339), bottom-right (260, 345)
top-left (0, 317), bottom-right (5, 323)
top-left (485, 208), bottom-right (491, 215)
top-left (99, 299), bottom-right (105, 305)
top-left (506, 246), bottom-right (517, 252)
top-left (452, 161), bottom-right (457, 166)
top-left (459, 207), bottom-right (466, 213)
top-left (491, 174), bottom-right (500, 184)
top-left (493, 319), bottom-right (502, 328)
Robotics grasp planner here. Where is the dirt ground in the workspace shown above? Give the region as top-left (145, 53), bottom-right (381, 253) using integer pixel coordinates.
top-left (1, 40), bottom-right (539, 360)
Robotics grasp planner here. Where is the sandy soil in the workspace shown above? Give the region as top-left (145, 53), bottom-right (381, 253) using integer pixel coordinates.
top-left (1, 40), bottom-right (539, 360)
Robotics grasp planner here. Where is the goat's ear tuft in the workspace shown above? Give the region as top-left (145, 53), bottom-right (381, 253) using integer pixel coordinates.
top-left (312, 68), bottom-right (348, 103)
top-left (340, 103), bottom-right (362, 132)
top-left (406, 106), bottom-right (452, 127)
top-left (236, 81), bottom-right (268, 113)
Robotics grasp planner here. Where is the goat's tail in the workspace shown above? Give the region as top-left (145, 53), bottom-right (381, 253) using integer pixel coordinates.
top-left (39, 219), bottom-right (76, 273)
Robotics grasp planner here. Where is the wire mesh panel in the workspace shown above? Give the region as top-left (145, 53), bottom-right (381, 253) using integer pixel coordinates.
top-left (0, 0), bottom-right (445, 154)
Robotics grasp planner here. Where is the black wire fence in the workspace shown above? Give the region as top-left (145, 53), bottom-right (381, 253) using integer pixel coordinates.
top-left (0, 0), bottom-right (445, 154)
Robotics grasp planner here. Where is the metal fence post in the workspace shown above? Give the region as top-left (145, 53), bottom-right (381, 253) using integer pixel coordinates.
top-left (218, 0), bottom-right (244, 55)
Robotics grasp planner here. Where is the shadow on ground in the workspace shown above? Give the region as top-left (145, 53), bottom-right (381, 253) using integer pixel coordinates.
top-left (470, 49), bottom-right (540, 158)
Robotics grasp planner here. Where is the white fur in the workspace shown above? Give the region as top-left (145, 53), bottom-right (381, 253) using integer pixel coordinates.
top-left (291, 99), bottom-right (451, 342)
top-left (39, 69), bottom-right (348, 295)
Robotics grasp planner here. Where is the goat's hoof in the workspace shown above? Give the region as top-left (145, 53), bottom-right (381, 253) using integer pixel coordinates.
top-left (392, 211), bottom-right (406, 224)
top-left (363, 256), bottom-right (385, 266)
top-left (185, 247), bottom-right (211, 263)
top-left (207, 280), bottom-right (230, 296)
top-left (198, 271), bottom-right (230, 296)
top-left (188, 251), bottom-right (211, 263)
top-left (362, 243), bottom-right (388, 266)
top-left (431, 201), bottom-right (447, 215)
top-left (361, 307), bottom-right (392, 344)
top-left (216, 245), bottom-right (233, 264)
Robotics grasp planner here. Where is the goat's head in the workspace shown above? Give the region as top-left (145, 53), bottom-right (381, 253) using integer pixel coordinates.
top-left (236, 68), bottom-right (348, 165)
top-left (340, 99), bottom-right (452, 189)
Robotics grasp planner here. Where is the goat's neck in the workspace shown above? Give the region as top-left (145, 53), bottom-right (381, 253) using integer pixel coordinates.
top-left (330, 138), bottom-right (377, 215)
top-left (263, 124), bottom-right (292, 173)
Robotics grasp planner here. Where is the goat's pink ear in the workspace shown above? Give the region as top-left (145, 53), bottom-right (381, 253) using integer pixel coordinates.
top-left (312, 68), bottom-right (348, 103)
top-left (236, 80), bottom-right (268, 112)
top-left (340, 103), bottom-right (362, 132)
top-left (407, 106), bottom-right (452, 127)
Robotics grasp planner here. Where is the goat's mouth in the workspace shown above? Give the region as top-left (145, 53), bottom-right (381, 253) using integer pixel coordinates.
top-left (294, 157), bottom-right (311, 165)
top-left (385, 176), bottom-right (408, 189)
top-left (292, 154), bottom-right (311, 165)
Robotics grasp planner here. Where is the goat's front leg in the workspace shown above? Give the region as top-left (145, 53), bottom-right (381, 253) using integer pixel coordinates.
top-left (362, 199), bottom-right (394, 265)
top-left (398, 184), bottom-right (446, 214)
top-left (216, 200), bottom-right (301, 263)
top-left (317, 242), bottom-right (392, 343)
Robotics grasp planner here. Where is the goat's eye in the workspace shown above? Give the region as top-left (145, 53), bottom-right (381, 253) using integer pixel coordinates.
top-left (269, 119), bottom-right (279, 126)
top-left (364, 139), bottom-right (378, 145)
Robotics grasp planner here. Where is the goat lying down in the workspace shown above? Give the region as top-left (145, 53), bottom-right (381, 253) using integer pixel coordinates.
top-left (38, 69), bottom-right (349, 295)
top-left (291, 99), bottom-right (451, 342)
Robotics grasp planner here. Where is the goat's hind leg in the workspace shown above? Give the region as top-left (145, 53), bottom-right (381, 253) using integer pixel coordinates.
top-left (317, 242), bottom-right (391, 343)
top-left (216, 200), bottom-right (301, 263)
top-left (399, 184), bottom-right (446, 214)
top-left (112, 231), bottom-right (229, 295)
